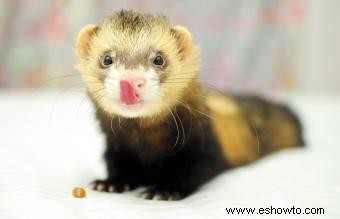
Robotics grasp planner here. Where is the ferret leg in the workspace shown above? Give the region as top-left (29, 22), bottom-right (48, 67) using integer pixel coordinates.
top-left (91, 146), bottom-right (140, 193)
top-left (141, 152), bottom-right (226, 200)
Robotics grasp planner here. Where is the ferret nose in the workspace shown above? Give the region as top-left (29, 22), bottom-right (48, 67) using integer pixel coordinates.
top-left (130, 77), bottom-right (146, 90)
top-left (120, 77), bottom-right (146, 91)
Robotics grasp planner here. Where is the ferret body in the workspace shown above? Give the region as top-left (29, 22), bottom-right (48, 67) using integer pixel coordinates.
top-left (76, 10), bottom-right (304, 200)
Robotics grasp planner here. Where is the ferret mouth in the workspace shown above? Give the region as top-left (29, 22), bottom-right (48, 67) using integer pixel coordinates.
top-left (118, 92), bottom-right (144, 110)
top-left (119, 97), bottom-right (144, 110)
top-left (105, 91), bottom-right (147, 114)
top-left (105, 95), bottom-right (145, 112)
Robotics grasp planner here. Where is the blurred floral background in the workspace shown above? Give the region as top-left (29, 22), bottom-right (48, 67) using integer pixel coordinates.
top-left (0, 0), bottom-right (339, 93)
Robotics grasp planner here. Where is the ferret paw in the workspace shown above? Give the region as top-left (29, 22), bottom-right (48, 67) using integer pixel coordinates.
top-left (90, 179), bottom-right (132, 193)
top-left (140, 188), bottom-right (184, 201)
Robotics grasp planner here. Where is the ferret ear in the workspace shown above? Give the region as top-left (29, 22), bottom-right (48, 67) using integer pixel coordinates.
top-left (76, 24), bottom-right (97, 60)
top-left (171, 26), bottom-right (193, 58)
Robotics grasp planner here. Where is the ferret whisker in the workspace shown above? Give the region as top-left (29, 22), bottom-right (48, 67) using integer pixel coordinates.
top-left (86, 98), bottom-right (101, 118)
top-left (156, 76), bottom-right (210, 82)
top-left (170, 86), bottom-right (213, 121)
top-left (192, 109), bottom-right (214, 120)
top-left (181, 103), bottom-right (193, 144)
top-left (168, 68), bottom-right (219, 77)
top-left (83, 90), bottom-right (106, 115)
top-left (175, 99), bottom-right (205, 149)
top-left (81, 79), bottom-right (102, 82)
top-left (163, 77), bottom-right (208, 82)
top-left (110, 112), bottom-right (117, 136)
top-left (158, 81), bottom-right (195, 85)
top-left (173, 94), bottom-right (212, 120)
top-left (90, 95), bottom-right (106, 116)
top-left (31, 73), bottom-right (99, 94)
top-left (166, 98), bottom-right (206, 156)
top-left (162, 102), bottom-right (180, 151)
top-left (49, 82), bottom-right (93, 123)
top-left (150, 93), bottom-right (190, 154)
top-left (76, 94), bottom-right (91, 121)
top-left (174, 108), bottom-right (186, 146)
top-left (184, 94), bottom-right (210, 101)
top-left (76, 87), bottom-right (106, 120)
top-left (171, 85), bottom-right (210, 100)
top-left (118, 117), bottom-right (122, 129)
top-left (199, 82), bottom-right (225, 95)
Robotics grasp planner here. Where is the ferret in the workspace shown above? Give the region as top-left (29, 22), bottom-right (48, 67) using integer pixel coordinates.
top-left (75, 10), bottom-right (304, 201)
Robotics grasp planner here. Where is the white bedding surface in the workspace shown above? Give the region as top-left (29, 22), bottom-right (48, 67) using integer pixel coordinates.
top-left (0, 91), bottom-right (339, 219)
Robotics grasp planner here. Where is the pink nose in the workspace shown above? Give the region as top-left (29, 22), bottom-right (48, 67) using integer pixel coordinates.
top-left (121, 77), bottom-right (146, 91)
top-left (119, 78), bottom-right (146, 105)
top-left (128, 77), bottom-right (146, 90)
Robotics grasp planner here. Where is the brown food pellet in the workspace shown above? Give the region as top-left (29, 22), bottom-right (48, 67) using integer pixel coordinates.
top-left (72, 187), bottom-right (86, 198)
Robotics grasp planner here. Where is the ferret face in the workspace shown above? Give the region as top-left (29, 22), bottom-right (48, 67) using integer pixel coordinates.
top-left (76, 11), bottom-right (199, 118)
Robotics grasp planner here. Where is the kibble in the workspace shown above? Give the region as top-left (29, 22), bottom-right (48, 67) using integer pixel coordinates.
top-left (72, 187), bottom-right (86, 198)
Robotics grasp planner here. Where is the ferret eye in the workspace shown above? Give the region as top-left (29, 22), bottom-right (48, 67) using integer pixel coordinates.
top-left (101, 55), bottom-right (113, 67)
top-left (153, 55), bottom-right (164, 66)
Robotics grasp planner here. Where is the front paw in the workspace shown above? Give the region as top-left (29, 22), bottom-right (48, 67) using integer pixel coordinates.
top-left (91, 179), bottom-right (133, 193)
top-left (140, 187), bottom-right (186, 201)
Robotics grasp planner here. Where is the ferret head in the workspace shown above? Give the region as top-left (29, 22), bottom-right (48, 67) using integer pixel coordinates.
top-left (76, 10), bottom-right (200, 118)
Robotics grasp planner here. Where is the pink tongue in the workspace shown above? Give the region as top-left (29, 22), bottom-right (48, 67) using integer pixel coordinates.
top-left (120, 80), bottom-right (139, 105)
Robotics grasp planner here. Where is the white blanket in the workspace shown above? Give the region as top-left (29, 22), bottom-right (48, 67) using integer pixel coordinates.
top-left (0, 91), bottom-right (339, 219)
